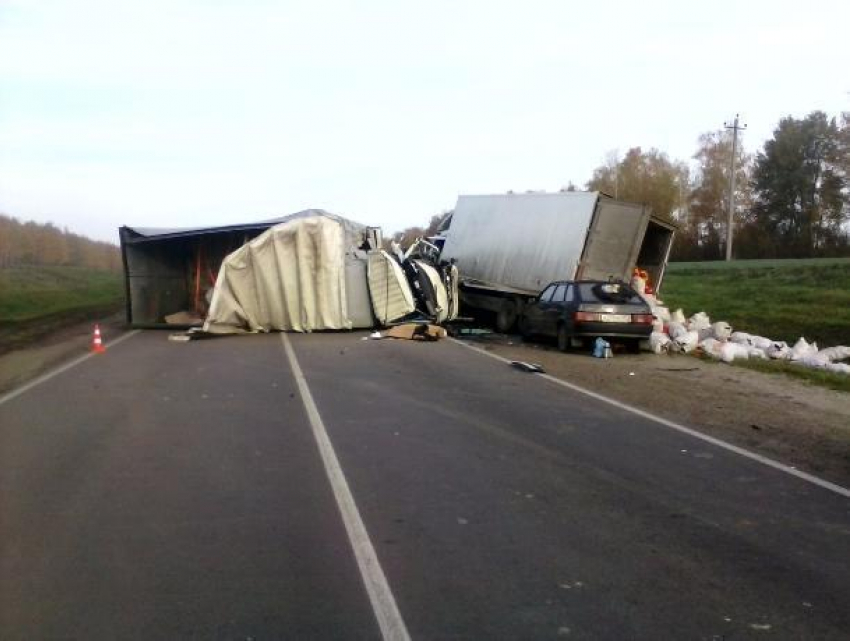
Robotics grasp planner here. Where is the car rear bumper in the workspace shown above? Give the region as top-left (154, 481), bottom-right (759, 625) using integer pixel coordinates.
top-left (573, 322), bottom-right (653, 340)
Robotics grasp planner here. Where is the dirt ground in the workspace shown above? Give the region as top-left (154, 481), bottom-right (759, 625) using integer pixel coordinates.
top-left (2, 320), bottom-right (848, 487)
top-left (459, 333), bottom-right (850, 488)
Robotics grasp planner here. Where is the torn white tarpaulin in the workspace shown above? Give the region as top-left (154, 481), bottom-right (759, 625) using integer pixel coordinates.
top-left (203, 213), bottom-right (369, 333)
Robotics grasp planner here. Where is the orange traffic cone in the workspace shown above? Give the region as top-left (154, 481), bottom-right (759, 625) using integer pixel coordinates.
top-left (91, 324), bottom-right (106, 353)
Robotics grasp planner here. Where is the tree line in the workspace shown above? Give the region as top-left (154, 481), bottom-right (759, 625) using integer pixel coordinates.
top-left (587, 110), bottom-right (849, 260)
top-left (396, 109), bottom-right (849, 261)
top-left (0, 214), bottom-right (122, 271)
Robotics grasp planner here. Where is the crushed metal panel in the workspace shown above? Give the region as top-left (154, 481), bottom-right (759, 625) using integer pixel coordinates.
top-left (367, 251), bottom-right (416, 324)
top-left (412, 260), bottom-right (449, 323)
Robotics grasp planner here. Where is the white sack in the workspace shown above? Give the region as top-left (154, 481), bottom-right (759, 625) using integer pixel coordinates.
top-left (650, 331), bottom-right (671, 354)
top-left (816, 345), bottom-right (850, 362)
top-left (711, 321), bottom-right (733, 341)
top-left (667, 322), bottom-right (687, 340)
top-left (687, 312), bottom-right (711, 332)
top-left (791, 337), bottom-right (819, 361)
top-left (719, 342), bottom-right (750, 363)
top-left (766, 341), bottom-right (792, 360)
top-left (674, 330), bottom-right (700, 354)
top-left (670, 308), bottom-right (686, 324)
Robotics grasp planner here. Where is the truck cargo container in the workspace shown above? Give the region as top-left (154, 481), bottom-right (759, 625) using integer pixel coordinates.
top-left (437, 191), bottom-right (676, 332)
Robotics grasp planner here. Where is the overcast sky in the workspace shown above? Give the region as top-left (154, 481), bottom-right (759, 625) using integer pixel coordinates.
top-left (1, 0), bottom-right (848, 244)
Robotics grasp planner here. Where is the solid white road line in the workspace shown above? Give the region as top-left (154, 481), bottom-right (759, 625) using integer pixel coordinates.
top-left (281, 333), bottom-right (411, 641)
top-left (0, 330), bottom-right (141, 407)
top-left (452, 338), bottom-right (850, 500)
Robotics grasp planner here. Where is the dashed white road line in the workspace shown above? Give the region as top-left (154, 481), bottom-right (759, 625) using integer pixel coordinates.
top-left (452, 338), bottom-right (850, 500)
top-left (0, 330), bottom-right (141, 407)
top-left (281, 333), bottom-right (411, 641)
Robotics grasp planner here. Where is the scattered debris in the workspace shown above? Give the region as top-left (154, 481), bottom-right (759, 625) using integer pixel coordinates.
top-left (592, 338), bottom-right (612, 358)
top-left (386, 323), bottom-right (447, 341)
top-left (510, 361), bottom-right (546, 373)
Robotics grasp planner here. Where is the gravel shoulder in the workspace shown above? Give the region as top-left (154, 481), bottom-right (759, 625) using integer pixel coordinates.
top-left (460, 333), bottom-right (850, 488)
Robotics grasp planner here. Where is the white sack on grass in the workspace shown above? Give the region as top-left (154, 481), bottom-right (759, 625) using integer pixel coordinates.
top-left (670, 308), bottom-right (686, 324)
top-left (799, 354), bottom-right (831, 369)
top-left (674, 330), bottom-right (700, 354)
top-left (699, 337), bottom-right (722, 358)
top-left (730, 331), bottom-right (751, 345)
top-left (791, 337), bottom-right (819, 361)
top-left (687, 312), bottom-right (711, 332)
top-left (767, 341), bottom-right (792, 360)
top-left (826, 362), bottom-right (850, 374)
top-left (816, 345), bottom-right (850, 362)
top-left (711, 321), bottom-right (733, 341)
top-left (748, 347), bottom-right (769, 360)
top-left (719, 342), bottom-right (750, 363)
top-left (650, 331), bottom-right (671, 354)
top-left (667, 322), bottom-right (688, 340)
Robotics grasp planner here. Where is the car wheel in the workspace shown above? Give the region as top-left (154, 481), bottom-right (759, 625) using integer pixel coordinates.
top-left (557, 324), bottom-right (571, 352)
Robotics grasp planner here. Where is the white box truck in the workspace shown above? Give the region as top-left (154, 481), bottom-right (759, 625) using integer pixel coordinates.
top-left (437, 191), bottom-right (677, 332)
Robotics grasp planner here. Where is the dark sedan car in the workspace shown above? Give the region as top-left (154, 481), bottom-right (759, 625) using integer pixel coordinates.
top-left (519, 280), bottom-right (654, 352)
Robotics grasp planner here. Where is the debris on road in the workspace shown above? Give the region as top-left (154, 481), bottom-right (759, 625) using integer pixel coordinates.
top-left (509, 360), bottom-right (546, 373)
top-left (385, 323), bottom-right (447, 341)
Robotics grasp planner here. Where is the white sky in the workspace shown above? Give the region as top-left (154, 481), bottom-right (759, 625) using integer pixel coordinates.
top-left (1, 0), bottom-right (848, 243)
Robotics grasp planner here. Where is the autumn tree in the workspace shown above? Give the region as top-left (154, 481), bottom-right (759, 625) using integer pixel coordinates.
top-left (586, 147), bottom-right (688, 222)
top-left (677, 130), bottom-right (753, 260)
top-left (749, 111), bottom-right (848, 256)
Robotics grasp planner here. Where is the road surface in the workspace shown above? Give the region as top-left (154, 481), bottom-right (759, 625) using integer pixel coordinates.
top-left (1, 330), bottom-right (848, 639)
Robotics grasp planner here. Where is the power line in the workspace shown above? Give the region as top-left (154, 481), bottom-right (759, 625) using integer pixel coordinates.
top-left (724, 114), bottom-right (747, 261)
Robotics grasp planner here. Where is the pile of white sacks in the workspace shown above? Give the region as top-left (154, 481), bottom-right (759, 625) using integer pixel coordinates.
top-left (631, 276), bottom-right (850, 375)
top-left (646, 308), bottom-right (850, 374)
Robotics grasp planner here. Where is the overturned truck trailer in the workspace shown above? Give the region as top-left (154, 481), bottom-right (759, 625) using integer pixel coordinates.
top-left (437, 191), bottom-right (677, 332)
top-left (120, 210), bottom-right (457, 332)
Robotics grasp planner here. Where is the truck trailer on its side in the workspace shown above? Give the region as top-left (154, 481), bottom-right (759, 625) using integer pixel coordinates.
top-left (437, 191), bottom-right (677, 332)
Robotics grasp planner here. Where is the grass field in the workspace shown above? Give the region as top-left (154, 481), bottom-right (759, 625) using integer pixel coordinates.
top-left (0, 265), bottom-right (124, 353)
top-left (662, 258), bottom-right (850, 392)
top-left (0, 265), bottom-right (124, 323)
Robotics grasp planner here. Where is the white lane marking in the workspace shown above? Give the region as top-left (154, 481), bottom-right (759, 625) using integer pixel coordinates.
top-left (281, 333), bottom-right (411, 641)
top-left (452, 338), bottom-right (850, 500)
top-left (0, 330), bottom-right (141, 407)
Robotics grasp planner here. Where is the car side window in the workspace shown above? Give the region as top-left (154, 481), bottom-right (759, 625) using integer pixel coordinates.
top-left (552, 285), bottom-right (567, 302)
top-left (565, 285), bottom-right (575, 302)
top-left (539, 285), bottom-right (556, 302)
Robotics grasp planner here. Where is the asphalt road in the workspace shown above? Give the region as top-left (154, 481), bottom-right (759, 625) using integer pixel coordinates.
top-left (1, 330), bottom-right (849, 640)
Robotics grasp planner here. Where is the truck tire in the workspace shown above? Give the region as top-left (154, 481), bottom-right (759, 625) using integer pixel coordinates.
top-left (495, 299), bottom-right (517, 334)
top-left (518, 315), bottom-right (532, 340)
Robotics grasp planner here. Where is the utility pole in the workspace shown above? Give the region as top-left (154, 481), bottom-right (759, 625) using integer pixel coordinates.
top-left (724, 114), bottom-right (747, 261)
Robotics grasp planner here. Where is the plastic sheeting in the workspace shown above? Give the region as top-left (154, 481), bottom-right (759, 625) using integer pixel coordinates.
top-left (203, 214), bottom-right (365, 333)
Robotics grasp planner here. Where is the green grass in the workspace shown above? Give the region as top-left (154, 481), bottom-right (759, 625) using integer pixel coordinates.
top-left (0, 265), bottom-right (124, 323)
top-left (662, 259), bottom-right (850, 391)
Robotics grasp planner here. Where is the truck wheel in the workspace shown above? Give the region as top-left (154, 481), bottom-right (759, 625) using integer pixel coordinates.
top-left (557, 324), bottom-right (572, 353)
top-left (518, 315), bottom-right (532, 340)
top-left (495, 300), bottom-right (517, 334)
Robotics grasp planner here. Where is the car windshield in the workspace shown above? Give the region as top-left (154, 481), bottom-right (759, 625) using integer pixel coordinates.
top-left (578, 282), bottom-right (644, 304)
